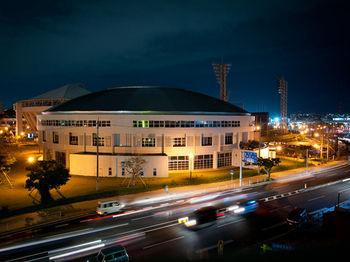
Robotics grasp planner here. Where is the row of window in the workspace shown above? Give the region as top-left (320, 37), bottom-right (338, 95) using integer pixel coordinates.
top-left (40, 120), bottom-right (111, 127)
top-left (168, 153), bottom-right (233, 171)
top-left (133, 120), bottom-right (240, 128)
top-left (120, 161), bottom-right (157, 176)
top-left (47, 132), bottom-right (236, 147)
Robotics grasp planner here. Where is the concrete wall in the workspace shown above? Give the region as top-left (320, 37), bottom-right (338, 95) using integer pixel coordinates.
top-left (69, 154), bottom-right (168, 177)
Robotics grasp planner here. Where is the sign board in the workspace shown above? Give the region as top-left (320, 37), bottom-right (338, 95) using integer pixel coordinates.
top-left (242, 151), bottom-right (258, 164)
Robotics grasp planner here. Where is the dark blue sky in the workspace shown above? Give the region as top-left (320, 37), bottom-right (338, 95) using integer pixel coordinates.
top-left (0, 0), bottom-right (348, 116)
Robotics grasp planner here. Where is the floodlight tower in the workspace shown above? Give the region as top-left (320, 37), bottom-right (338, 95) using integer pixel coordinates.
top-left (213, 63), bottom-right (231, 102)
top-left (278, 76), bottom-right (288, 131)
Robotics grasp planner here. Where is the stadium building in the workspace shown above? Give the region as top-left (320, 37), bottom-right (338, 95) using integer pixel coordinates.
top-left (38, 86), bottom-right (256, 177)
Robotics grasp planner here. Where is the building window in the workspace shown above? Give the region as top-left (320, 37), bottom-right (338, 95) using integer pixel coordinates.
top-left (55, 151), bottom-right (66, 166)
top-left (131, 120), bottom-right (240, 128)
top-left (121, 161), bottom-right (125, 176)
top-left (194, 154), bottom-right (213, 169)
top-left (42, 131), bottom-right (46, 142)
top-left (225, 133), bottom-right (233, 145)
top-left (69, 133), bottom-right (78, 145)
top-left (168, 156), bottom-right (189, 171)
top-left (217, 152), bottom-right (232, 168)
top-left (92, 133), bottom-right (104, 146)
top-left (201, 135), bottom-right (212, 146)
top-left (142, 137), bottom-right (155, 147)
top-left (108, 167), bottom-right (112, 176)
top-left (153, 168), bottom-right (157, 176)
top-left (173, 137), bottom-right (186, 147)
top-left (53, 131), bottom-right (59, 144)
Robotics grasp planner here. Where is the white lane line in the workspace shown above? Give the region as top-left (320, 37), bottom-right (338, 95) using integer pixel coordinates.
top-left (132, 214), bottom-right (154, 221)
top-left (0, 223), bottom-right (128, 253)
top-left (308, 195), bottom-right (325, 202)
top-left (6, 251), bottom-right (48, 262)
top-left (144, 223), bottom-right (179, 233)
top-left (143, 236), bottom-right (184, 250)
top-left (262, 222), bottom-right (286, 231)
top-left (216, 219), bottom-right (244, 228)
top-left (115, 220), bottom-right (178, 236)
top-left (55, 223), bottom-right (69, 228)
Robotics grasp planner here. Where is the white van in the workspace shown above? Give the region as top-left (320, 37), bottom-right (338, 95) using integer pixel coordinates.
top-left (96, 200), bottom-right (125, 216)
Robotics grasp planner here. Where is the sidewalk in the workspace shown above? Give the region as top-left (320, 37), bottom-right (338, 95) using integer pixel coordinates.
top-left (0, 160), bottom-right (347, 234)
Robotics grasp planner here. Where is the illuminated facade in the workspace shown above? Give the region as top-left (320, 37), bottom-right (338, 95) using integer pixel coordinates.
top-left (38, 86), bottom-right (256, 177)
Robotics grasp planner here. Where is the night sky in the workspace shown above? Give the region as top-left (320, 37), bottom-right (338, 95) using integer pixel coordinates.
top-left (1, 0), bottom-right (348, 116)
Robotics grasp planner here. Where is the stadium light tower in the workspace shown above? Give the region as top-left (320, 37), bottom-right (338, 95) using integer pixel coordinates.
top-left (213, 62), bottom-right (231, 102)
top-left (278, 76), bottom-right (288, 132)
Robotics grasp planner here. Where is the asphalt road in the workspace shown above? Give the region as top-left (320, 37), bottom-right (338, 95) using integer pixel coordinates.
top-left (1, 163), bottom-right (350, 262)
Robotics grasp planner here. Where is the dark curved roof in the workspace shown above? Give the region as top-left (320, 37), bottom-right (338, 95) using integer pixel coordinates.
top-left (46, 86), bottom-right (248, 115)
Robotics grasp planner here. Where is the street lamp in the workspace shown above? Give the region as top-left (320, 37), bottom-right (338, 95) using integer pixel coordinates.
top-left (189, 152), bottom-right (194, 180)
top-left (27, 156), bottom-right (36, 164)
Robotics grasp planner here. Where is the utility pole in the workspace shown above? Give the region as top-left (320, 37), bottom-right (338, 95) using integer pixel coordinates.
top-left (96, 118), bottom-right (100, 191)
top-left (239, 151), bottom-right (243, 186)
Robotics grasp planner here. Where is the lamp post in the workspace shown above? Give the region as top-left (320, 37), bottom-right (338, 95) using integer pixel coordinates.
top-left (96, 118), bottom-right (100, 191)
top-left (305, 148), bottom-right (308, 175)
top-left (189, 152), bottom-right (194, 181)
top-left (256, 126), bottom-right (261, 175)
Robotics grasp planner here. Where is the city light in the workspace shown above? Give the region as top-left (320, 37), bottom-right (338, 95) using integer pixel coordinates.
top-left (256, 125), bottom-right (261, 131)
top-left (314, 132), bottom-right (320, 137)
top-left (20, 131), bottom-right (25, 136)
top-left (27, 156), bottom-right (35, 164)
top-left (276, 145), bottom-right (282, 151)
top-left (0, 130), bottom-right (3, 134)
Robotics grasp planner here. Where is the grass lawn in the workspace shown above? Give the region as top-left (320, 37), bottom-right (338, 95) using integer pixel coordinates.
top-left (0, 150), bottom-right (318, 216)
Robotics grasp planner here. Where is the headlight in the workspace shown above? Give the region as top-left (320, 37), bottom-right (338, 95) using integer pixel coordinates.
top-left (228, 205), bottom-right (239, 211)
top-left (234, 207), bottom-right (245, 214)
top-left (185, 219), bottom-right (197, 227)
top-left (178, 217), bottom-right (189, 224)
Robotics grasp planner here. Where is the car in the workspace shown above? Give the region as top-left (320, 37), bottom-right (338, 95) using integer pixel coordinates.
top-left (88, 246), bottom-right (129, 262)
top-left (179, 206), bottom-right (218, 230)
top-left (286, 207), bottom-right (308, 226)
top-left (96, 200), bottom-right (125, 216)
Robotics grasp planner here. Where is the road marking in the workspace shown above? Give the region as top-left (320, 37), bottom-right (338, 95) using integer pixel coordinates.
top-left (132, 214), bottom-right (154, 221)
top-left (144, 223), bottom-right (179, 233)
top-left (0, 223), bottom-right (128, 253)
top-left (6, 251), bottom-right (48, 262)
top-left (216, 219), bottom-right (244, 228)
top-left (54, 223), bottom-right (69, 228)
top-left (308, 195), bottom-right (325, 202)
top-left (262, 222), bottom-right (286, 231)
top-left (143, 236), bottom-right (184, 250)
top-left (115, 220), bottom-right (178, 236)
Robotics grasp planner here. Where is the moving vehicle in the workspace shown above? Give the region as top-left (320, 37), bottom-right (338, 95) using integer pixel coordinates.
top-left (286, 207), bottom-right (308, 226)
top-left (178, 206), bottom-right (218, 230)
top-left (87, 246), bottom-right (129, 262)
top-left (96, 200), bottom-right (125, 216)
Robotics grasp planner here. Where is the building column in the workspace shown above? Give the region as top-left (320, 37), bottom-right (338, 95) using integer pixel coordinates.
top-left (213, 151), bottom-right (218, 169)
top-left (15, 102), bottom-right (23, 136)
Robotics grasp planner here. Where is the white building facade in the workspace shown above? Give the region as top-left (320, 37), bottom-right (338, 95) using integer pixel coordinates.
top-left (37, 87), bottom-right (256, 177)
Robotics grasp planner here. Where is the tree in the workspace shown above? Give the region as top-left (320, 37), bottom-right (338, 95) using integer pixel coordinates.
top-left (25, 160), bottom-right (70, 204)
top-left (257, 157), bottom-right (281, 180)
top-left (123, 156), bottom-right (146, 188)
top-left (0, 132), bottom-right (17, 187)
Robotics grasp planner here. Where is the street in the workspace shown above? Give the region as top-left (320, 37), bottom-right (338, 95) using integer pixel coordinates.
top-left (1, 164), bottom-right (350, 261)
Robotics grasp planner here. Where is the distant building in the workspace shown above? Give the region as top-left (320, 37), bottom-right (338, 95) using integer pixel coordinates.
top-left (289, 113), bottom-right (322, 124)
top-left (0, 108), bottom-right (17, 128)
top-left (251, 112), bottom-right (269, 136)
top-left (14, 84), bottom-right (90, 135)
top-left (38, 86), bottom-right (256, 177)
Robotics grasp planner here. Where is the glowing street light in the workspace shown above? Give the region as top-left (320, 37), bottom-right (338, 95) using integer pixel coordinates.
top-left (313, 143), bottom-right (320, 149)
top-left (256, 125), bottom-right (261, 131)
top-left (27, 156), bottom-right (36, 164)
top-left (20, 131), bottom-right (25, 137)
top-left (0, 130), bottom-right (3, 135)
top-left (276, 145), bottom-right (282, 151)
top-left (4, 126), bottom-right (9, 131)
top-left (314, 132), bottom-right (320, 138)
